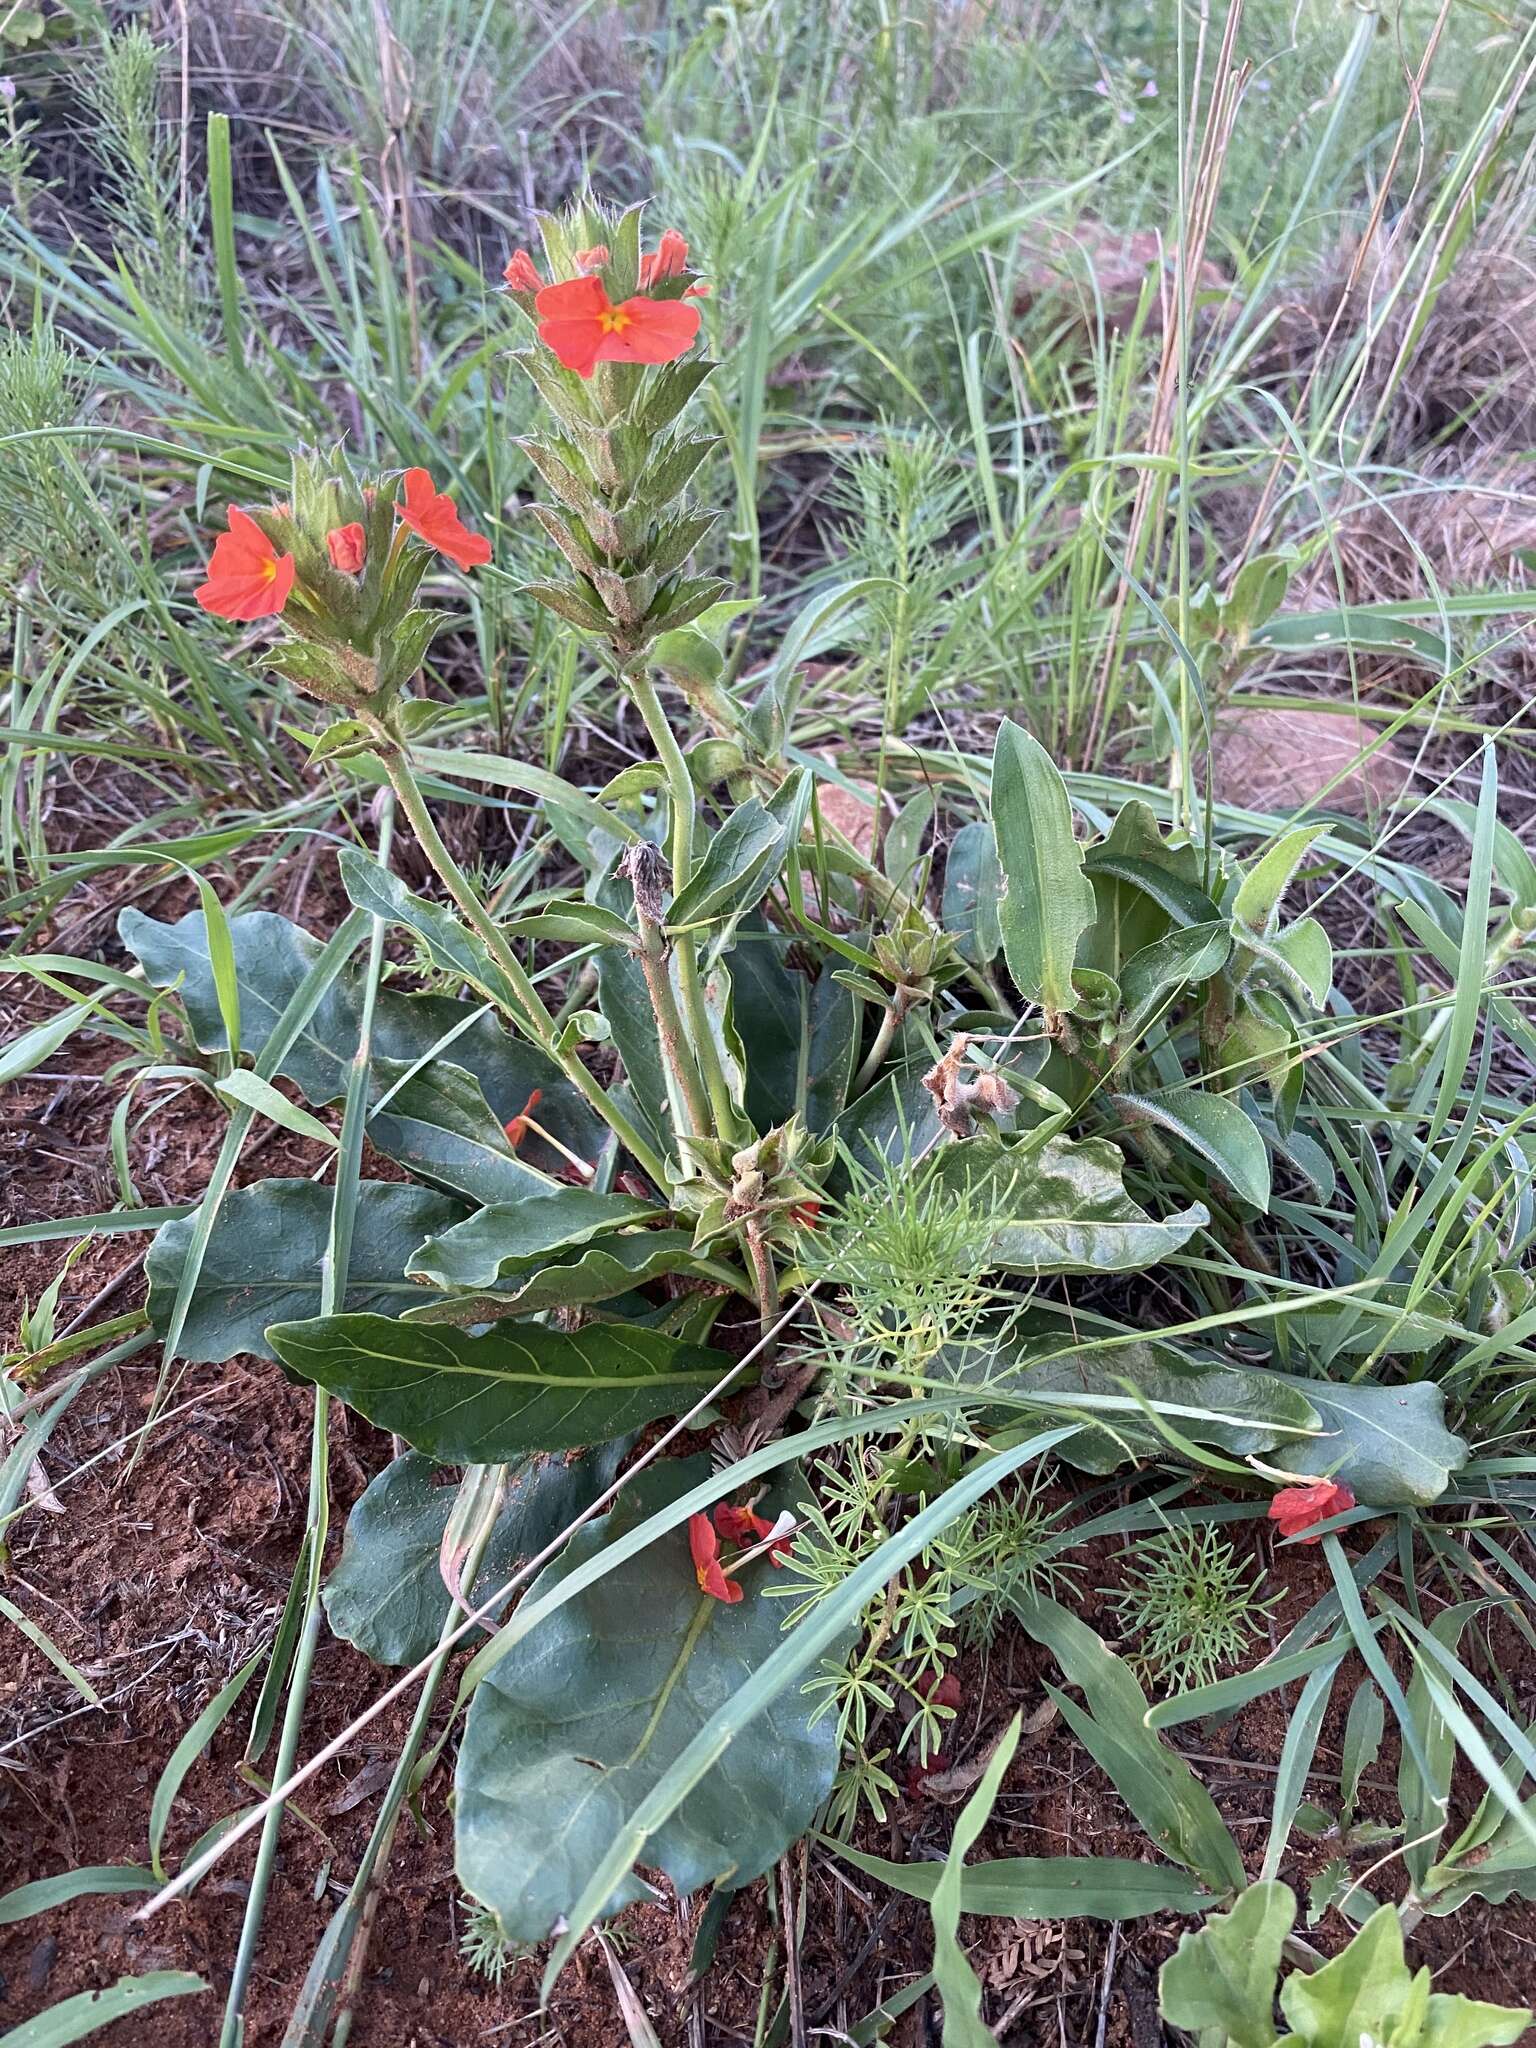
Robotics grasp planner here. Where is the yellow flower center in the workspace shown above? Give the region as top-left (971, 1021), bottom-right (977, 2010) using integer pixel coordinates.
top-left (260, 557), bottom-right (277, 582)
top-left (597, 306), bottom-right (633, 335)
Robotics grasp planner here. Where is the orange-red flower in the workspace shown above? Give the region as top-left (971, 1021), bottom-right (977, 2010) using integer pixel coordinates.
top-left (640, 228), bottom-right (689, 287)
top-left (573, 244), bottom-right (610, 272)
top-left (195, 505), bottom-right (295, 621)
top-left (689, 1513), bottom-right (742, 1603)
top-left (713, 1502), bottom-right (794, 1565)
top-left (395, 468), bottom-right (492, 572)
top-left (326, 522), bottom-right (366, 574)
top-left (503, 1087), bottom-right (543, 1150)
top-left (503, 248), bottom-right (543, 293)
top-left (1268, 1479), bottom-right (1355, 1543)
top-left (535, 275), bottom-right (701, 378)
top-left (788, 1199), bottom-right (822, 1231)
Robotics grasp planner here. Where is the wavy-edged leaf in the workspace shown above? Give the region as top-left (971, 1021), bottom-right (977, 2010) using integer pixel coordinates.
top-left (1159, 1880), bottom-right (1290, 2046)
top-left (1012, 1593), bottom-right (1246, 1895)
top-left (992, 720), bottom-right (1095, 1016)
top-left (336, 845), bottom-right (516, 1007)
top-left (324, 1444), bottom-right (627, 1666)
top-left (146, 1180), bottom-right (467, 1363)
top-left (119, 905), bottom-right (599, 1175)
top-left (1119, 921), bottom-right (1230, 1036)
top-left (969, 1326), bottom-right (1317, 1473)
top-left (1268, 1372), bottom-right (1467, 1506)
top-left (404, 1231), bottom-right (710, 1325)
top-left (405, 1190), bottom-right (668, 1289)
top-left (267, 1313), bottom-right (733, 1459)
top-left (5, 1973), bottom-right (207, 2045)
top-left (929, 1133), bottom-right (1207, 1274)
top-left (455, 1457), bottom-right (841, 1943)
top-left (365, 1059), bottom-right (560, 1206)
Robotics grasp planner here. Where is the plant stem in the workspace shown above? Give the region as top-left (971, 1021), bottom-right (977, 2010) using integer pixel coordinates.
top-left (377, 740), bottom-right (667, 1187)
top-left (627, 665), bottom-right (738, 1135)
top-left (634, 902), bottom-right (712, 1141)
top-left (850, 1002), bottom-right (901, 1098)
top-left (743, 1217), bottom-right (781, 1366)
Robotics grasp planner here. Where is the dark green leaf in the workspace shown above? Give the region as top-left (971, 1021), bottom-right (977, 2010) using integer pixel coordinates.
top-left (405, 1190), bottom-right (668, 1289)
top-left (324, 1445), bottom-right (627, 1666)
top-left (455, 1458), bottom-right (841, 1942)
top-left (119, 906), bottom-right (599, 1175)
top-left (1268, 1373), bottom-right (1467, 1506)
top-left (146, 1180), bottom-right (466, 1362)
top-left (268, 1313), bottom-right (733, 1459)
top-left (1114, 1086), bottom-right (1272, 1210)
top-left (403, 1231), bottom-right (711, 1325)
top-left (366, 1060), bottom-right (560, 1206)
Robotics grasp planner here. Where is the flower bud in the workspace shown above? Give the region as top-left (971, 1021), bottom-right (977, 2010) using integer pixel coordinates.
top-left (326, 522), bottom-right (367, 574)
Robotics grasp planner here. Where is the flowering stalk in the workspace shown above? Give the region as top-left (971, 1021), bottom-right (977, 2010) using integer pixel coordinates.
top-left (191, 445), bottom-right (666, 1187)
top-left (506, 202), bottom-right (742, 1159)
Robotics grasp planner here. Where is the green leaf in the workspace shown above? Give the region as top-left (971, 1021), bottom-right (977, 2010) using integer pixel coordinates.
top-left (1250, 606), bottom-right (1452, 666)
top-left (364, 1059), bottom-right (559, 1206)
top-left (1246, 916), bottom-right (1333, 1010)
top-left (403, 1231), bottom-right (710, 1326)
top-left (504, 903), bottom-right (636, 948)
top-left (1232, 824), bottom-right (1329, 938)
top-left (0, 1001), bottom-right (94, 1087)
top-left (336, 845), bottom-right (517, 1006)
top-left (0, 1866), bottom-right (155, 1927)
top-left (1278, 1902), bottom-right (1528, 2046)
top-left (942, 820), bottom-right (1004, 968)
top-left (931, 1714), bottom-right (1022, 2047)
top-left (3, 1973), bottom-right (207, 2046)
top-left (1114, 1086), bottom-right (1272, 1210)
top-left (267, 1313), bottom-right (733, 1459)
top-left (1013, 1594), bottom-right (1246, 1895)
top-left (213, 1070), bottom-right (337, 1150)
top-left (1268, 1373), bottom-right (1467, 1506)
top-left (119, 906), bottom-right (600, 1174)
top-left (729, 928), bottom-right (858, 1136)
top-left (324, 1445), bottom-right (628, 1666)
top-left (832, 1842), bottom-right (1207, 1918)
top-left (992, 720), bottom-right (1096, 1016)
top-left (455, 1458), bottom-right (841, 1943)
top-left (1119, 920), bottom-right (1231, 1035)
top-left (666, 799), bottom-right (785, 933)
top-left (146, 1180), bottom-right (467, 1362)
top-left (975, 1327), bottom-right (1318, 1474)
top-left (929, 1133), bottom-right (1208, 1274)
top-left (405, 1190), bottom-right (668, 1289)
top-left (1159, 1880), bottom-right (1291, 2047)
top-left (149, 1647), bottom-right (265, 1880)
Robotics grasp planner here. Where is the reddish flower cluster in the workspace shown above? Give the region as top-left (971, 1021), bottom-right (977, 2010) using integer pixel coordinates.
top-left (1268, 1478), bottom-right (1355, 1542)
top-left (195, 468), bottom-right (489, 622)
top-left (688, 1500), bottom-right (795, 1603)
top-left (503, 229), bottom-right (707, 380)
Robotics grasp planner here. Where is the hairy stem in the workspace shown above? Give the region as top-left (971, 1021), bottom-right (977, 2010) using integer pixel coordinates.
top-left (377, 740), bottom-right (667, 1187)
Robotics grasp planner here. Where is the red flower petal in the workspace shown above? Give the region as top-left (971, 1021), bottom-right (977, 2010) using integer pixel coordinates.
top-left (326, 522), bottom-right (366, 574)
top-left (534, 278), bottom-right (701, 378)
top-left (639, 228), bottom-right (689, 287)
top-left (598, 297), bottom-right (701, 366)
top-left (395, 467), bottom-right (492, 572)
top-left (195, 505), bottom-right (295, 621)
top-left (1268, 1479), bottom-right (1355, 1543)
top-left (689, 1513), bottom-right (742, 1601)
top-left (503, 248), bottom-right (543, 293)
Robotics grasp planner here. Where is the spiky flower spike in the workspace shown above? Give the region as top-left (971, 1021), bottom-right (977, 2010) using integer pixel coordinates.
top-left (504, 197), bottom-right (725, 667)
